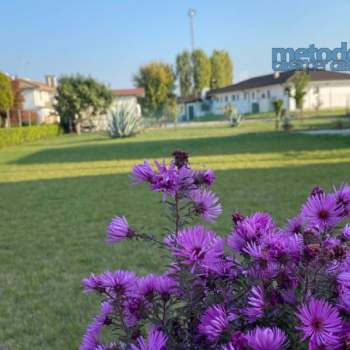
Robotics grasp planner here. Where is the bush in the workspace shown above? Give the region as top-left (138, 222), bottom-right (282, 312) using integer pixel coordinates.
top-left (0, 124), bottom-right (61, 148)
top-left (108, 104), bottom-right (143, 138)
top-left (80, 151), bottom-right (350, 350)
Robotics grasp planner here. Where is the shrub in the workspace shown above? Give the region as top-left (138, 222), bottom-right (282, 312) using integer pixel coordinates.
top-left (108, 104), bottom-right (143, 138)
top-left (80, 151), bottom-right (350, 350)
top-left (0, 124), bottom-right (61, 148)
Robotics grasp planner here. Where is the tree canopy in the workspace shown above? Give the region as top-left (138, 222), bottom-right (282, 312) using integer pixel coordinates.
top-left (176, 50), bottom-right (193, 97)
top-left (0, 72), bottom-right (14, 113)
top-left (210, 50), bottom-right (233, 88)
top-left (54, 75), bottom-right (113, 134)
top-left (191, 49), bottom-right (211, 92)
top-left (134, 62), bottom-right (175, 118)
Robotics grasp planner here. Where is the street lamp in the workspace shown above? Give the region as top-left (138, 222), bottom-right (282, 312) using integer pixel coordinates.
top-left (188, 8), bottom-right (196, 52)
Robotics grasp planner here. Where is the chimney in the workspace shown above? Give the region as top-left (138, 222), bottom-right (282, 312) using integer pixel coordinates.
top-left (45, 75), bottom-right (57, 87)
top-left (274, 71), bottom-right (280, 79)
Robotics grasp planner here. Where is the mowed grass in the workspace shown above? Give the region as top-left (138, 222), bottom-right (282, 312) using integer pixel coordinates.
top-left (1, 117), bottom-right (350, 349)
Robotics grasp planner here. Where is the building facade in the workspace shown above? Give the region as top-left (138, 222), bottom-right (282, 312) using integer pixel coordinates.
top-left (178, 71), bottom-right (350, 120)
top-left (13, 75), bottom-right (57, 124)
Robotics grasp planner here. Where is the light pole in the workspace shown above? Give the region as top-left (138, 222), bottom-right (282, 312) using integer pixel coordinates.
top-left (188, 8), bottom-right (196, 52)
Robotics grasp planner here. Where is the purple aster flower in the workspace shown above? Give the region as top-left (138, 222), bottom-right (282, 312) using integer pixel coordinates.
top-left (132, 161), bottom-right (155, 185)
top-left (301, 193), bottom-right (342, 230)
top-left (246, 327), bottom-right (287, 350)
top-left (198, 304), bottom-right (236, 342)
top-left (82, 273), bottom-right (104, 293)
top-left (227, 213), bottom-right (275, 253)
top-left (130, 327), bottom-right (168, 350)
top-left (297, 298), bottom-right (343, 348)
top-left (334, 184), bottom-right (350, 217)
top-left (285, 215), bottom-right (305, 235)
top-left (342, 224), bottom-right (350, 240)
top-left (172, 226), bottom-right (224, 271)
top-left (338, 283), bottom-right (350, 312)
top-left (80, 302), bottom-right (113, 350)
top-left (188, 189), bottom-right (222, 223)
top-left (98, 270), bottom-right (137, 296)
top-left (193, 169), bottom-right (216, 186)
top-left (243, 286), bottom-right (265, 322)
top-left (137, 274), bottom-right (157, 300)
top-left (153, 275), bottom-right (178, 299)
top-left (106, 216), bottom-right (134, 244)
top-left (337, 272), bottom-right (350, 287)
top-left (310, 186), bottom-right (325, 197)
top-left (221, 331), bottom-right (248, 350)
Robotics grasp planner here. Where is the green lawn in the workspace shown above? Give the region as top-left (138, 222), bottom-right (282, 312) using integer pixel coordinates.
top-left (1, 118), bottom-right (350, 349)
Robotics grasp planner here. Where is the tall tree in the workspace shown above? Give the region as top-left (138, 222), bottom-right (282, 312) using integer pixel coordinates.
top-left (134, 62), bottom-right (175, 118)
top-left (176, 50), bottom-right (193, 97)
top-left (289, 71), bottom-right (310, 110)
top-left (191, 49), bottom-right (211, 92)
top-left (54, 75), bottom-right (113, 134)
top-left (0, 72), bottom-right (14, 128)
top-left (210, 50), bottom-right (233, 88)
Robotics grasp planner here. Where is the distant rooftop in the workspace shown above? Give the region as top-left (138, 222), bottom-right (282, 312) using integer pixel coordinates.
top-left (112, 88), bottom-right (145, 97)
top-left (208, 70), bottom-right (350, 95)
top-left (15, 77), bottom-right (55, 92)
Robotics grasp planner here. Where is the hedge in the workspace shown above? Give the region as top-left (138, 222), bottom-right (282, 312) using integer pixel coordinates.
top-left (0, 124), bottom-right (61, 148)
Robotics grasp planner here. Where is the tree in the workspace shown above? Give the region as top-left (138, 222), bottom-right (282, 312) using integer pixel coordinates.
top-left (0, 72), bottom-right (14, 128)
top-left (134, 62), bottom-right (175, 118)
top-left (210, 50), bottom-right (233, 88)
top-left (11, 79), bottom-right (24, 126)
top-left (176, 50), bottom-right (193, 97)
top-left (54, 75), bottom-right (113, 134)
top-left (289, 71), bottom-right (310, 110)
top-left (191, 49), bottom-right (211, 92)
top-left (273, 99), bottom-right (284, 130)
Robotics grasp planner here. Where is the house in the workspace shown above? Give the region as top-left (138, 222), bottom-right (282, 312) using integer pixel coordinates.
top-left (11, 75), bottom-right (58, 124)
top-left (178, 70), bottom-right (350, 120)
top-left (94, 87), bottom-right (145, 131)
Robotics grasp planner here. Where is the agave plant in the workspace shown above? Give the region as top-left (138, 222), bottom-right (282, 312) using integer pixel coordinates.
top-left (108, 103), bottom-right (142, 138)
top-left (225, 105), bottom-right (242, 128)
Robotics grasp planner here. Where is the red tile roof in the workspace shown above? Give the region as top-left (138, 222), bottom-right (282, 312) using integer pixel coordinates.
top-left (112, 88), bottom-right (145, 97)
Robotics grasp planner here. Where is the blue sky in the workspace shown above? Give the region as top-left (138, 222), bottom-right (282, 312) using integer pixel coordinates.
top-left (1, 0), bottom-right (349, 88)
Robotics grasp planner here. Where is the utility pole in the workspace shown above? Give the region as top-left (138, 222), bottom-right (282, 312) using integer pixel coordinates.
top-left (188, 9), bottom-right (196, 52)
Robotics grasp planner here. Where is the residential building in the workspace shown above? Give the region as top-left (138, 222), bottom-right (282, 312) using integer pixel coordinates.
top-left (178, 70), bottom-right (350, 120)
top-left (11, 75), bottom-right (57, 124)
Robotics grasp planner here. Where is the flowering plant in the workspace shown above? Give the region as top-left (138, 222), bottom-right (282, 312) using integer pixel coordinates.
top-left (80, 151), bottom-right (350, 350)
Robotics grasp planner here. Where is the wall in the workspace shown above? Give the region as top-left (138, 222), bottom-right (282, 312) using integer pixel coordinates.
top-left (211, 84), bottom-right (289, 115)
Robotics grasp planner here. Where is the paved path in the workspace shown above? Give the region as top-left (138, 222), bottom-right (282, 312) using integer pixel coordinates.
top-left (300, 129), bottom-right (350, 136)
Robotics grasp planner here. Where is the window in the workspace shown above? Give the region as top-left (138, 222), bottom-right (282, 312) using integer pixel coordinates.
top-left (261, 93), bottom-right (265, 99)
top-left (314, 86), bottom-right (319, 93)
top-left (225, 96), bottom-right (228, 102)
top-left (237, 94), bottom-right (240, 100)
top-left (244, 93), bottom-right (248, 100)
top-left (267, 90), bottom-right (271, 98)
top-left (252, 92), bottom-right (255, 99)
top-left (231, 95), bottom-right (235, 101)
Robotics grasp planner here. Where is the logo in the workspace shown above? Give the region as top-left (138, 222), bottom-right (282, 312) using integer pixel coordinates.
top-left (272, 42), bottom-right (350, 71)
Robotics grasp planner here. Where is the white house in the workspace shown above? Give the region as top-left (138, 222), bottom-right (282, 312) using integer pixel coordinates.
top-left (178, 70), bottom-right (350, 120)
top-left (94, 87), bottom-right (144, 130)
top-left (15, 75), bottom-right (57, 123)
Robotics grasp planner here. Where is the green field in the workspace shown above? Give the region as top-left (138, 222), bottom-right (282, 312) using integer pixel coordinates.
top-left (1, 117), bottom-right (350, 349)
